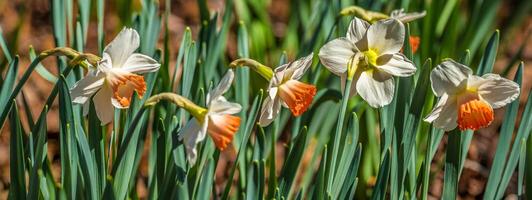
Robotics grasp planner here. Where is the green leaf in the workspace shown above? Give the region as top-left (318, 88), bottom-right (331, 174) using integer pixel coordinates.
top-left (171, 27), bottom-right (192, 91)
top-left (27, 107), bottom-right (49, 200)
top-left (338, 143), bottom-right (362, 200)
top-left (0, 28), bottom-right (12, 63)
top-left (279, 127), bottom-right (309, 198)
top-left (476, 30), bottom-right (499, 75)
top-left (0, 57), bottom-right (19, 131)
top-left (484, 64), bottom-right (523, 199)
top-left (200, 0), bottom-right (233, 84)
top-left (441, 130), bottom-right (461, 200)
top-left (517, 139), bottom-right (526, 198)
top-left (195, 159), bottom-right (215, 200)
top-left (494, 64), bottom-right (531, 198)
top-left (221, 90), bottom-right (263, 199)
top-left (332, 113), bottom-right (360, 199)
top-left (325, 77), bottom-right (353, 194)
top-left (233, 21), bottom-right (251, 149)
top-left (57, 76), bottom-right (79, 199)
top-left (371, 149), bottom-right (391, 200)
top-left (8, 101), bottom-right (26, 200)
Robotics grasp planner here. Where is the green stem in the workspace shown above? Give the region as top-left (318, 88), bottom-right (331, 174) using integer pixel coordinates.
top-left (111, 107), bottom-right (147, 175)
top-left (0, 47), bottom-right (98, 130)
top-left (421, 130), bottom-right (433, 200)
top-left (145, 92), bottom-right (208, 123)
top-left (229, 58), bottom-right (274, 80)
top-left (325, 77), bottom-right (353, 193)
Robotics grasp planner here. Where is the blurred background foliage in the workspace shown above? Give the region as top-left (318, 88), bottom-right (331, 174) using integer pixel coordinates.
top-left (0, 0), bottom-right (531, 199)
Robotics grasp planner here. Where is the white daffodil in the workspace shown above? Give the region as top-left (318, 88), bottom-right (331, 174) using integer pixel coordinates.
top-left (319, 17), bottom-right (416, 107)
top-left (389, 8), bottom-right (426, 23)
top-left (179, 69), bottom-right (242, 164)
top-left (424, 60), bottom-right (520, 131)
top-left (259, 53), bottom-right (317, 126)
top-left (70, 28), bottom-right (160, 124)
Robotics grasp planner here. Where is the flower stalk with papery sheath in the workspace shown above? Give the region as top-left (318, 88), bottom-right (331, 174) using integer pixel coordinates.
top-left (424, 59), bottom-right (520, 131)
top-left (340, 6), bottom-right (426, 24)
top-left (319, 17), bottom-right (417, 107)
top-left (230, 54), bottom-right (317, 126)
top-left (70, 27), bottom-right (161, 124)
top-left (146, 70), bottom-right (242, 164)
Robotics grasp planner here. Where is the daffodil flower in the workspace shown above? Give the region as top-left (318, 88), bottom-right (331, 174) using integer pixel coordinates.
top-left (258, 54), bottom-right (317, 126)
top-left (319, 17), bottom-right (416, 107)
top-left (177, 70), bottom-right (242, 164)
top-left (70, 28), bottom-right (160, 124)
top-left (424, 60), bottom-right (520, 131)
top-left (229, 54), bottom-right (317, 126)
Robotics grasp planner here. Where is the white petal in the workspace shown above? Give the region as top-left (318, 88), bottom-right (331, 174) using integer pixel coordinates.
top-left (121, 53), bottom-right (160, 74)
top-left (103, 28), bottom-right (140, 68)
top-left (432, 95), bottom-right (458, 131)
top-left (179, 118), bottom-right (205, 165)
top-left (207, 69), bottom-right (234, 104)
top-left (209, 96), bottom-right (242, 115)
top-left (97, 53), bottom-right (113, 73)
top-left (376, 53), bottom-right (416, 77)
top-left (366, 19), bottom-right (404, 55)
top-left (476, 74), bottom-right (520, 109)
top-left (93, 85), bottom-right (114, 125)
top-left (258, 95), bottom-right (282, 127)
top-left (347, 17), bottom-right (370, 42)
top-left (430, 60), bottom-right (472, 96)
top-left (356, 71), bottom-right (395, 108)
top-left (318, 38), bottom-right (356, 76)
top-left (424, 94), bottom-right (449, 122)
top-left (288, 53), bottom-right (314, 80)
top-left (70, 74), bottom-right (105, 104)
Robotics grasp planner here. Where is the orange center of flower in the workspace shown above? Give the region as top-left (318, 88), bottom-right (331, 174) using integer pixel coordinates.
top-left (278, 80), bottom-right (317, 116)
top-left (409, 36), bottom-right (420, 54)
top-left (208, 114), bottom-right (241, 150)
top-left (110, 74), bottom-right (147, 107)
top-left (457, 95), bottom-right (494, 131)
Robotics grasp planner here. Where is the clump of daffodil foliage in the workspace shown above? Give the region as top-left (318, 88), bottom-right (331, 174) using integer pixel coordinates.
top-left (0, 0), bottom-right (530, 199)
